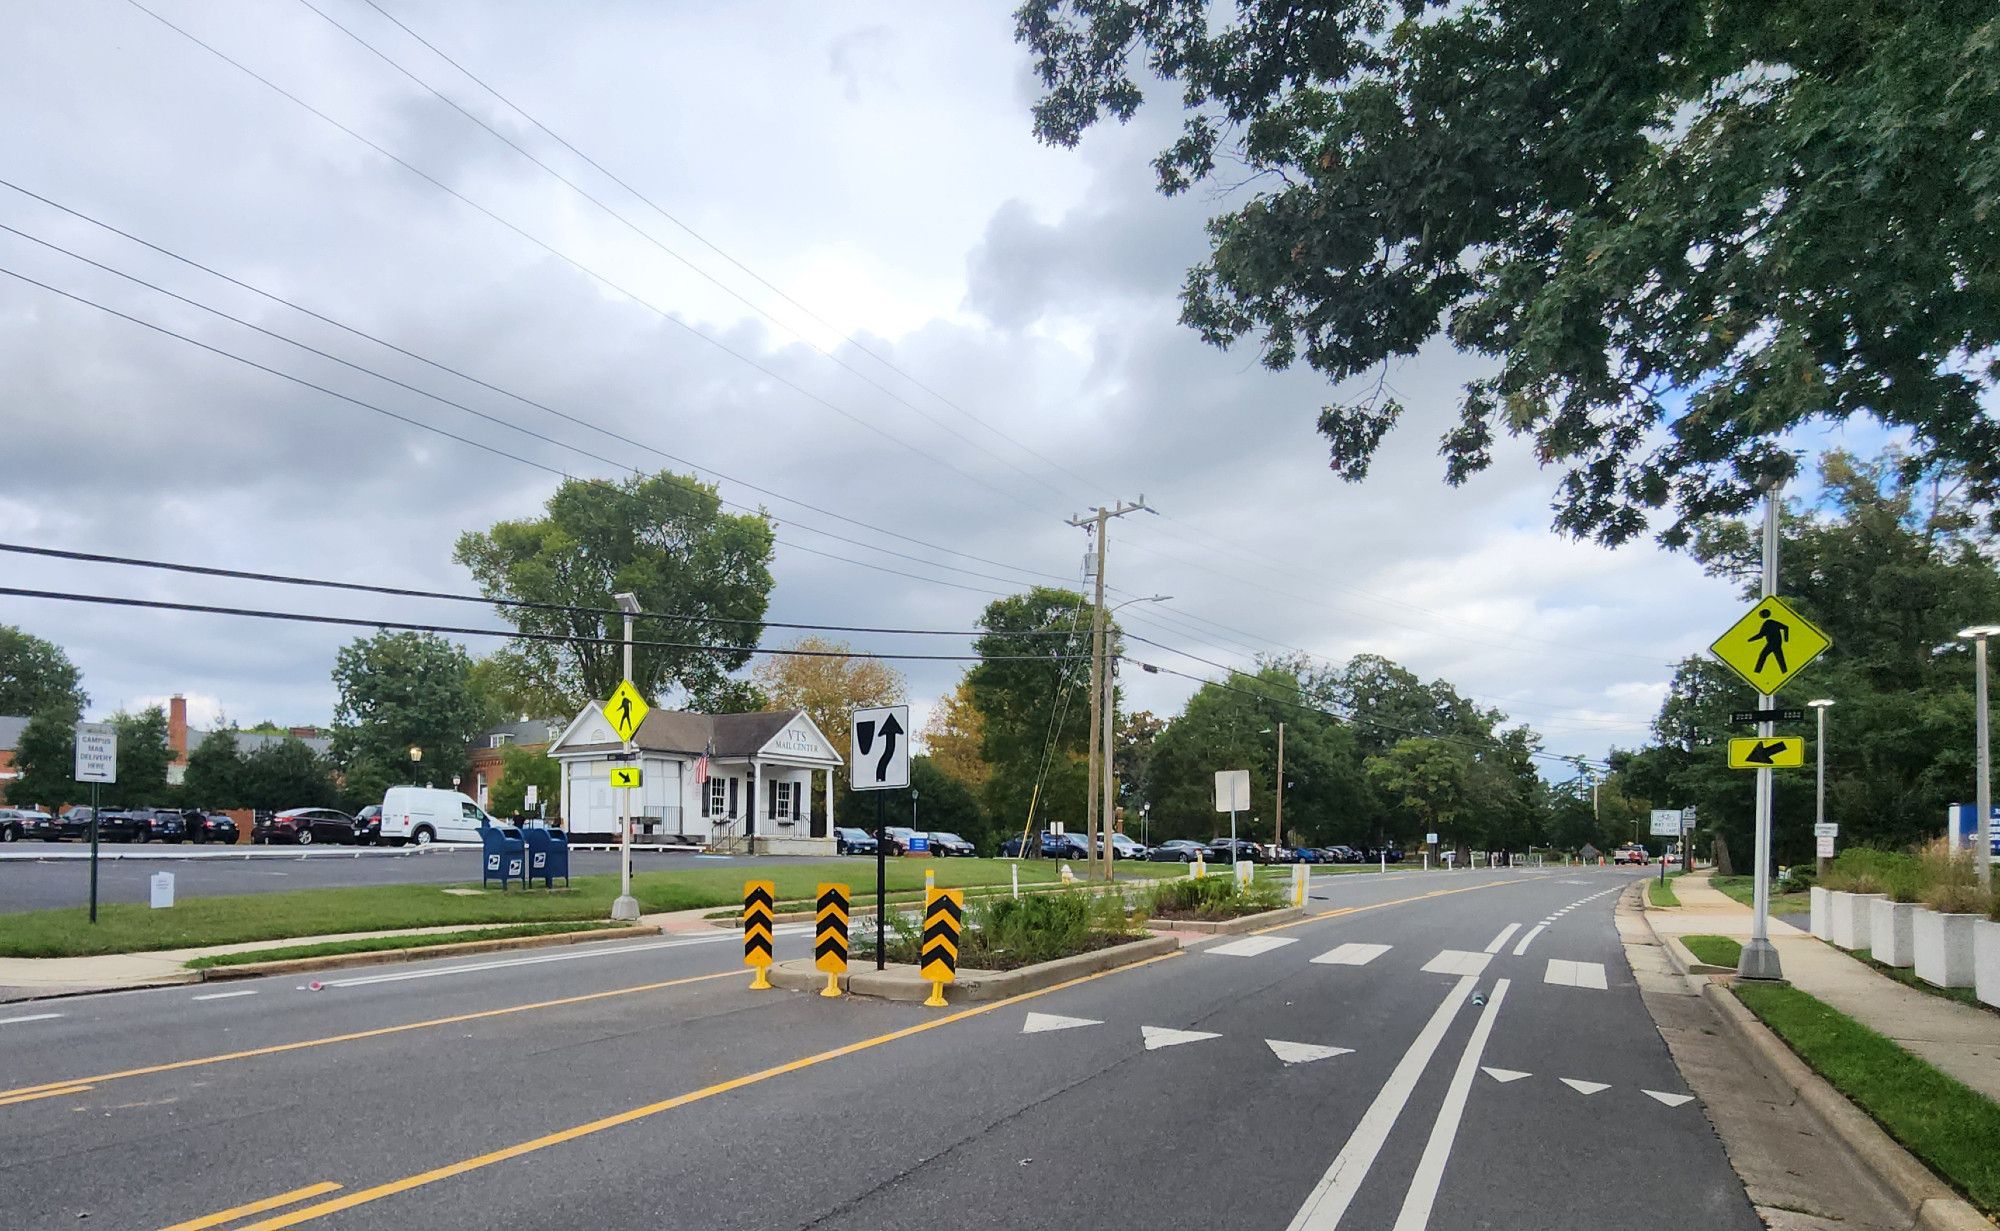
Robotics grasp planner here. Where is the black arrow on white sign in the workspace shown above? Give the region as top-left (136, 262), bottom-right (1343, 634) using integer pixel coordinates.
top-left (873, 712), bottom-right (903, 782)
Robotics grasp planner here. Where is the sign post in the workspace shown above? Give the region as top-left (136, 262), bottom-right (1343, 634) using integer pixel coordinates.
top-left (600, 681), bottom-right (650, 922)
top-left (1650, 810), bottom-right (1683, 888)
top-left (74, 722), bottom-right (116, 924)
top-left (851, 705), bottom-right (911, 971)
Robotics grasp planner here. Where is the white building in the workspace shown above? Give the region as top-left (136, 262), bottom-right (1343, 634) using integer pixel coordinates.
top-left (547, 704), bottom-right (842, 855)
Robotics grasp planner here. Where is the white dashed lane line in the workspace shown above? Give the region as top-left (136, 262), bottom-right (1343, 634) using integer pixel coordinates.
top-left (0, 1013), bottom-right (63, 1027)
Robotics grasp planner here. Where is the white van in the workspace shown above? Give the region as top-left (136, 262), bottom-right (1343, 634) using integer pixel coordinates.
top-left (379, 786), bottom-right (497, 846)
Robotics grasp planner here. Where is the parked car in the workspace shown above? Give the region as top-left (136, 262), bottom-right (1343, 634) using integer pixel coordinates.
top-left (1152, 839), bottom-right (1208, 863)
top-left (1041, 831), bottom-right (1089, 859)
top-left (928, 831), bottom-right (977, 857)
top-left (1614, 844), bottom-right (1649, 865)
top-left (1294, 846), bottom-right (1321, 864)
top-left (835, 826), bottom-right (879, 856)
top-left (1101, 833), bottom-right (1149, 861)
top-left (378, 786), bottom-right (499, 846)
top-left (1319, 845), bottom-right (1359, 864)
top-left (880, 826), bottom-right (922, 855)
top-left (91, 810), bottom-right (151, 843)
top-left (998, 834), bottom-right (1027, 857)
top-left (255, 807), bottom-right (360, 846)
top-left (352, 805), bottom-right (383, 845)
top-left (1262, 844), bottom-right (1298, 864)
top-left (127, 808), bottom-right (188, 843)
top-left (0, 808), bottom-right (48, 842)
top-left (1207, 837), bottom-right (1263, 864)
top-left (1360, 845), bottom-right (1405, 864)
top-left (13, 809), bottom-right (60, 841)
top-left (186, 811), bottom-right (239, 844)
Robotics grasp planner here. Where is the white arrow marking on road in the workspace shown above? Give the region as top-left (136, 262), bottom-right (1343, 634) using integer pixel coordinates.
top-left (1644, 1090), bottom-right (1695, 1107)
top-left (0, 1013), bottom-right (62, 1026)
top-left (1481, 1067), bottom-right (1531, 1083)
top-left (1560, 1078), bottom-right (1610, 1095)
top-left (1205, 935), bottom-right (1299, 957)
top-left (1142, 1026), bottom-right (1221, 1051)
top-left (1021, 1012), bottom-right (1100, 1034)
top-left (1267, 1040), bottom-right (1354, 1065)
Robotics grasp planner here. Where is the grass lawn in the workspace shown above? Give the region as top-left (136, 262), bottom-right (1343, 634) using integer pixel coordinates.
top-left (1735, 982), bottom-right (2000, 1213)
top-left (1682, 934), bottom-right (1741, 967)
top-left (1646, 875), bottom-right (1683, 908)
top-left (185, 921), bottom-right (629, 969)
top-left (0, 858), bottom-right (1097, 959)
top-left (1710, 874), bottom-right (1811, 916)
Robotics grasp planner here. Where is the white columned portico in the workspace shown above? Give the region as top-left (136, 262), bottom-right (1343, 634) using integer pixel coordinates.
top-left (749, 759), bottom-right (760, 837)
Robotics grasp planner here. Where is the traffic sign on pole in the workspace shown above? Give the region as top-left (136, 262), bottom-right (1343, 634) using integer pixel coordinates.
top-left (849, 705), bottom-right (910, 790)
top-left (743, 880), bottom-right (775, 989)
top-left (74, 723), bottom-right (116, 784)
top-left (609, 765), bottom-right (642, 789)
top-left (1728, 737), bottom-right (1806, 769)
top-left (1212, 770), bottom-right (1250, 812)
top-left (601, 680), bottom-right (650, 743)
top-left (1709, 595), bottom-right (1831, 695)
top-left (1814, 822), bottom-right (1839, 838)
top-left (919, 888), bottom-right (962, 1007)
top-left (1649, 810), bottom-right (1684, 836)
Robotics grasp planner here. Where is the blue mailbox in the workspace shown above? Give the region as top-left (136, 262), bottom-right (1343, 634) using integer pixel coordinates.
top-left (479, 824), bottom-right (527, 890)
top-left (523, 825), bottom-right (570, 889)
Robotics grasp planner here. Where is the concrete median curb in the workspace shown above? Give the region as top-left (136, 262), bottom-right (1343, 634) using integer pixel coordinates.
top-left (1630, 884), bottom-right (1989, 1230)
top-left (767, 932), bottom-right (1178, 1003)
top-left (1152, 905), bottom-right (1305, 935)
top-left (196, 924), bottom-right (660, 981)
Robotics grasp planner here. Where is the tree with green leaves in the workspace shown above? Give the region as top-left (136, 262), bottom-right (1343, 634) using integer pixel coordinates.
top-left (331, 631), bottom-right (493, 794)
top-left (1365, 738), bottom-right (1475, 852)
top-left (1017, 2), bottom-right (2000, 544)
top-left (455, 471), bottom-right (775, 712)
top-left (238, 739), bottom-right (340, 812)
top-left (0, 626), bottom-right (86, 717)
top-left (3, 704), bottom-right (81, 810)
top-left (967, 587), bottom-right (1100, 839)
top-left (181, 730), bottom-right (246, 809)
top-left (838, 757), bottom-right (989, 851)
top-left (487, 743), bottom-right (563, 821)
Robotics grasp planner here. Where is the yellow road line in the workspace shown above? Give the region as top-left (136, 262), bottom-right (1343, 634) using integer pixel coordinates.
top-left (0, 1083), bottom-right (92, 1107)
top-left (230, 950), bottom-right (1186, 1230)
top-left (160, 1181), bottom-right (341, 1231)
top-left (0, 970), bottom-right (736, 1101)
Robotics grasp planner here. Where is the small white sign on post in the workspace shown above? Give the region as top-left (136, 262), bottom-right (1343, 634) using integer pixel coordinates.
top-left (1650, 809), bottom-right (1684, 837)
top-left (1813, 822), bottom-right (1838, 838)
top-left (74, 722), bottom-right (117, 784)
top-left (1425, 832), bottom-right (1439, 846)
top-left (1213, 770), bottom-right (1250, 812)
top-left (1816, 834), bottom-right (1836, 858)
top-left (525, 785), bottom-right (539, 806)
top-left (850, 705), bottom-right (911, 791)
top-left (149, 872), bottom-right (175, 909)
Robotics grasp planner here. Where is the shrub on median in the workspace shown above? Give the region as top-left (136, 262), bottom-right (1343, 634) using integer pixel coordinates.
top-left (1140, 875), bottom-right (1285, 921)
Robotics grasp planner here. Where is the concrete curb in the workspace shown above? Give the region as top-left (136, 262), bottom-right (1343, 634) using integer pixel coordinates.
top-left (767, 933), bottom-right (1178, 1003)
top-left (196, 925), bottom-right (661, 981)
top-left (1154, 906), bottom-right (1306, 935)
top-left (1631, 885), bottom-right (1990, 1230)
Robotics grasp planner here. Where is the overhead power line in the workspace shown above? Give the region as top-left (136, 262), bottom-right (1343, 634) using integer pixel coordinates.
top-left (0, 586), bottom-right (1086, 663)
top-left (0, 542), bottom-right (1082, 638)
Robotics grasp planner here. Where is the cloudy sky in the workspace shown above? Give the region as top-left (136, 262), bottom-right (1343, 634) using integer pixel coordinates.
top-left (0, 0), bottom-right (1871, 770)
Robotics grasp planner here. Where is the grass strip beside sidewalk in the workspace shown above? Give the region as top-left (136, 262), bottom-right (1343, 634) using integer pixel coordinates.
top-left (1735, 982), bottom-right (2000, 1213)
top-left (1710, 874), bottom-right (1810, 916)
top-left (0, 858), bottom-right (1070, 959)
top-left (1682, 934), bottom-right (1741, 967)
top-left (185, 922), bottom-right (630, 969)
top-left (1646, 875), bottom-right (1683, 908)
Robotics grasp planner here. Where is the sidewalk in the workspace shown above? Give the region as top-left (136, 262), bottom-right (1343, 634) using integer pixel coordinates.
top-left (0, 905), bottom-right (728, 1001)
top-left (1651, 875), bottom-right (2000, 1103)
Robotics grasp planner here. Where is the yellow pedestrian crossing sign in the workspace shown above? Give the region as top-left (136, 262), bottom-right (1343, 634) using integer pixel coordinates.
top-left (601, 680), bottom-right (650, 743)
top-left (609, 766), bottom-right (642, 789)
top-left (1729, 737), bottom-right (1806, 769)
top-left (1708, 595), bottom-right (1831, 695)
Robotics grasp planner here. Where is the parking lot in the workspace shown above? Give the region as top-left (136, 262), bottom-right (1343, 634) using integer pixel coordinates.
top-left (0, 847), bottom-right (836, 914)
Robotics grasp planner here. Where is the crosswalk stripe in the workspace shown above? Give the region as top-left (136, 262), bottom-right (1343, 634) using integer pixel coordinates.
top-left (1542, 959), bottom-right (1608, 989)
top-left (1311, 942), bottom-right (1391, 966)
top-left (1204, 936), bottom-right (1299, 958)
top-left (1421, 950), bottom-right (1491, 977)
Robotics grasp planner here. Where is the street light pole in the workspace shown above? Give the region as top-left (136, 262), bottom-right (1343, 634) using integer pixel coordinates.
top-left (1809, 699), bottom-right (1834, 878)
top-left (1961, 626), bottom-right (2000, 888)
top-left (611, 591), bottom-right (642, 922)
top-left (1739, 475), bottom-right (1786, 982)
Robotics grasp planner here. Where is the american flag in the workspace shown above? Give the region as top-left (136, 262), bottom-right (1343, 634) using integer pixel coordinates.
top-left (694, 739), bottom-right (713, 786)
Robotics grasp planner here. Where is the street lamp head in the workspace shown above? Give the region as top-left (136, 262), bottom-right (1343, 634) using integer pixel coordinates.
top-left (613, 592), bottom-right (642, 615)
top-left (408, 746), bottom-right (422, 762)
top-left (1959, 625), bottom-right (2000, 640)
top-left (1807, 699), bottom-right (1835, 709)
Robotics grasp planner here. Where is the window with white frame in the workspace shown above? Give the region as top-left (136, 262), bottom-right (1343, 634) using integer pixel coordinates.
top-left (489, 733), bottom-right (514, 748)
top-left (772, 780), bottom-right (792, 820)
top-left (707, 777), bottom-right (726, 818)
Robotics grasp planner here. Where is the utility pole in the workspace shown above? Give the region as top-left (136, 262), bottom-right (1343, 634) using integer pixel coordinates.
top-left (1739, 475), bottom-right (1786, 981)
top-left (1068, 498), bottom-right (1150, 882)
top-left (611, 592), bottom-right (642, 922)
top-left (1809, 698), bottom-right (1835, 878)
top-left (1274, 722), bottom-right (1285, 851)
top-left (1961, 625), bottom-right (1999, 888)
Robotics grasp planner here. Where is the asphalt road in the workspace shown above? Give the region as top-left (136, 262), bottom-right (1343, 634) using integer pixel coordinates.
top-left (0, 847), bottom-right (850, 913)
top-left (0, 866), bottom-right (1758, 1230)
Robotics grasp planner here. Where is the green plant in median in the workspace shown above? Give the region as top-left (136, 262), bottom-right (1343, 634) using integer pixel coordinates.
top-left (1681, 934), bottom-right (1740, 967)
top-left (855, 887), bottom-right (1138, 972)
top-left (184, 922), bottom-right (626, 969)
top-left (1735, 983), bottom-right (2000, 1213)
top-left (1141, 876), bottom-right (1285, 921)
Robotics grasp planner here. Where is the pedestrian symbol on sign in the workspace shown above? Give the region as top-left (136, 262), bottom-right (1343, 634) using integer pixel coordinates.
top-left (1750, 608), bottom-right (1789, 675)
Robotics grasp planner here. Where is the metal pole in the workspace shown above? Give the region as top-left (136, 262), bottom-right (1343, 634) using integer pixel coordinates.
top-left (875, 792), bottom-right (887, 971)
top-left (1976, 634), bottom-right (1991, 890)
top-left (1740, 483), bottom-right (1785, 980)
top-left (1274, 722), bottom-right (1285, 851)
top-left (88, 781), bottom-right (100, 924)
top-left (1085, 512), bottom-right (1106, 884)
top-left (610, 609), bottom-right (639, 922)
top-left (1103, 640), bottom-right (1117, 881)
top-left (1815, 703), bottom-right (1829, 879)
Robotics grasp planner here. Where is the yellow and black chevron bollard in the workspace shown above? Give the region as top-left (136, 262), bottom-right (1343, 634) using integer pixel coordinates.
top-left (919, 887), bottom-right (962, 1008)
top-left (815, 882), bottom-right (849, 997)
top-left (743, 879), bottom-right (775, 990)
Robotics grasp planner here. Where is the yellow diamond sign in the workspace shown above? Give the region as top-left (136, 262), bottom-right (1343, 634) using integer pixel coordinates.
top-left (1708, 595), bottom-right (1831, 696)
top-left (601, 680), bottom-right (650, 743)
